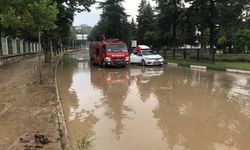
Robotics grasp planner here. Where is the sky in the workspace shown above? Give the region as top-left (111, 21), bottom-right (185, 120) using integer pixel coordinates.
top-left (73, 0), bottom-right (156, 27)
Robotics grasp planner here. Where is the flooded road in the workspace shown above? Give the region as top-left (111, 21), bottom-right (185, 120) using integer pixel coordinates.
top-left (57, 53), bottom-right (250, 150)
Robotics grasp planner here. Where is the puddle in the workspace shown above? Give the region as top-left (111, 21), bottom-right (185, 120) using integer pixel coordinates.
top-left (57, 52), bottom-right (250, 150)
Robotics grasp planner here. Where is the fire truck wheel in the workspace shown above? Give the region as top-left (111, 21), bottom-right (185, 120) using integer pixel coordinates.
top-left (90, 58), bottom-right (94, 65)
top-left (102, 61), bottom-right (106, 68)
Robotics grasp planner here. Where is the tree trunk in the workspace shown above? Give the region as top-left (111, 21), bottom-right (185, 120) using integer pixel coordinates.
top-left (43, 32), bottom-right (51, 63)
top-left (163, 44), bottom-right (167, 59)
top-left (222, 46), bottom-right (226, 54)
top-left (184, 48), bottom-right (187, 60)
top-left (38, 31), bottom-right (43, 84)
top-left (200, 2), bottom-right (205, 61)
top-left (0, 22), bottom-right (2, 37)
top-left (0, 23), bottom-right (2, 55)
top-left (209, 0), bottom-right (215, 63)
top-left (229, 44), bottom-right (232, 54)
top-left (199, 27), bottom-right (203, 61)
top-left (60, 36), bottom-right (62, 53)
top-left (50, 39), bottom-right (53, 60)
top-left (173, 22), bottom-right (176, 60)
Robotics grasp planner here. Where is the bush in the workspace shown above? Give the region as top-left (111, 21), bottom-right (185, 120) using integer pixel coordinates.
top-left (216, 54), bottom-right (250, 62)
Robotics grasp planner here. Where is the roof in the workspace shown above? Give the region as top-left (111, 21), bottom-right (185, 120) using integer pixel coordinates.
top-left (138, 45), bottom-right (150, 49)
top-left (105, 41), bottom-right (126, 45)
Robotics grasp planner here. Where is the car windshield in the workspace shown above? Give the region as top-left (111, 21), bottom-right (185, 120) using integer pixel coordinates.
top-left (142, 51), bottom-right (157, 56)
top-left (107, 44), bottom-right (128, 52)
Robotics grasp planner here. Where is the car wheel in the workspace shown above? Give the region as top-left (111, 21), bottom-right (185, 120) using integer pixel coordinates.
top-left (142, 60), bottom-right (146, 66)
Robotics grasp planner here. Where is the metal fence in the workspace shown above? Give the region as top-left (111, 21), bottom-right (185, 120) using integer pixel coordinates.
top-left (164, 48), bottom-right (250, 62)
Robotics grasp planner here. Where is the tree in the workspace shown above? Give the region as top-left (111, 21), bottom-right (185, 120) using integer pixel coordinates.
top-left (178, 8), bottom-right (197, 46)
top-left (233, 29), bottom-right (250, 53)
top-left (143, 31), bottom-right (157, 47)
top-left (92, 0), bottom-right (130, 42)
top-left (0, 0), bottom-right (94, 83)
top-left (24, 0), bottom-right (58, 83)
top-left (51, 0), bottom-right (94, 56)
top-left (137, 0), bottom-right (155, 43)
top-left (217, 0), bottom-right (249, 54)
top-left (0, 0), bottom-right (58, 83)
top-left (0, 0), bottom-right (27, 37)
top-left (155, 0), bottom-right (184, 59)
top-left (130, 18), bottom-right (137, 40)
top-left (185, 0), bottom-right (249, 61)
top-left (217, 36), bottom-right (227, 53)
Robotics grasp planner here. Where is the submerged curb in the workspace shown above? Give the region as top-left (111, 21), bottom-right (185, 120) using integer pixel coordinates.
top-left (167, 62), bottom-right (250, 75)
top-left (226, 69), bottom-right (250, 75)
top-left (54, 53), bottom-right (71, 150)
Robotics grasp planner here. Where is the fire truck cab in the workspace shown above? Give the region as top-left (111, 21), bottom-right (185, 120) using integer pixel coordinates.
top-left (90, 40), bottom-right (129, 67)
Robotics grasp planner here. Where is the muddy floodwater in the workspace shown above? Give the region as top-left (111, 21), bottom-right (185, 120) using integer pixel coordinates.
top-left (57, 52), bottom-right (250, 150)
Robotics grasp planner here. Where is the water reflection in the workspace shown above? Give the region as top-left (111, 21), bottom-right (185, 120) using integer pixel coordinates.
top-left (149, 68), bottom-right (248, 149)
top-left (90, 67), bottom-right (132, 140)
top-left (57, 53), bottom-right (250, 150)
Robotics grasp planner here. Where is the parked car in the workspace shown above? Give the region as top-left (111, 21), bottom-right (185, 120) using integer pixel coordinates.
top-left (130, 50), bottom-right (164, 66)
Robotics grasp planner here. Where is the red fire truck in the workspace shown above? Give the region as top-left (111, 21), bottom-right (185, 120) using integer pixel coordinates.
top-left (89, 40), bottom-right (129, 67)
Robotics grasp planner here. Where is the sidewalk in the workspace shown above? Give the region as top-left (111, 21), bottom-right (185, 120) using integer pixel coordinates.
top-left (0, 56), bottom-right (61, 149)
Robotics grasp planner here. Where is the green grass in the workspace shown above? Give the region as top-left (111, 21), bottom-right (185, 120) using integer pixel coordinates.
top-left (167, 59), bottom-right (250, 71)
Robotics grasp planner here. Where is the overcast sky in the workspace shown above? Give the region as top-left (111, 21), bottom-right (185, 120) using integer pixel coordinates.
top-left (73, 0), bottom-right (156, 27)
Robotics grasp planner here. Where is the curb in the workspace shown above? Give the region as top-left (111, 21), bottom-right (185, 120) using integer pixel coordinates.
top-left (167, 62), bottom-right (250, 75)
top-left (190, 65), bottom-right (207, 70)
top-left (54, 53), bottom-right (71, 150)
top-left (226, 69), bottom-right (250, 75)
top-left (167, 62), bottom-right (178, 66)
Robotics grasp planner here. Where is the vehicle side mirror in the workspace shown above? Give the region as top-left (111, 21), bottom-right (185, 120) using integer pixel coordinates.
top-left (138, 53), bottom-right (142, 56)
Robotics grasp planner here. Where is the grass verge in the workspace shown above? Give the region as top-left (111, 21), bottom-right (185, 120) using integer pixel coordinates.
top-left (167, 60), bottom-right (250, 71)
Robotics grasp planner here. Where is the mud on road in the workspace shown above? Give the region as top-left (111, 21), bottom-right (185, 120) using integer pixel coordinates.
top-left (0, 56), bottom-right (62, 149)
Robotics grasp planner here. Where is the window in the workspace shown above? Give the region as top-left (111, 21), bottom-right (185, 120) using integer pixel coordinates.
top-left (142, 51), bottom-right (157, 56)
top-left (107, 44), bottom-right (128, 52)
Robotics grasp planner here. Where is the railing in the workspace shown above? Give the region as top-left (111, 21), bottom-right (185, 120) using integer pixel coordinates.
top-left (0, 36), bottom-right (41, 66)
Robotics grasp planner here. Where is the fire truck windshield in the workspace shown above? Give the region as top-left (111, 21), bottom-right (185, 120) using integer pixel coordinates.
top-left (107, 44), bottom-right (128, 52)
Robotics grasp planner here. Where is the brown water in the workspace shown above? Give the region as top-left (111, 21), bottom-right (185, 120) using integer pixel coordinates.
top-left (57, 53), bottom-right (250, 150)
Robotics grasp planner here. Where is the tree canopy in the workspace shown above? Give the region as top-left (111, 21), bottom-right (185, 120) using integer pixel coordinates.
top-left (137, 0), bottom-right (155, 43)
top-left (88, 0), bottom-right (131, 43)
